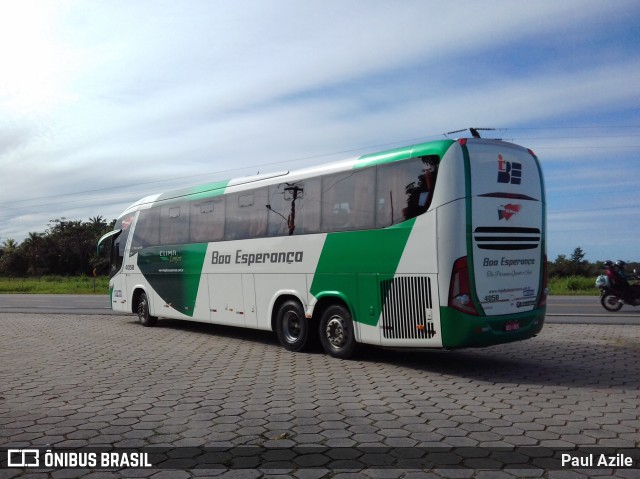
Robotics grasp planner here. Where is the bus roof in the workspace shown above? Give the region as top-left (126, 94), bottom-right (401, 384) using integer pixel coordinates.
top-left (119, 138), bottom-right (459, 216)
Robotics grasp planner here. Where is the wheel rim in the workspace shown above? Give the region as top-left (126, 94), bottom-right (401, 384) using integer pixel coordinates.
top-left (602, 294), bottom-right (622, 311)
top-left (325, 315), bottom-right (347, 349)
top-left (283, 311), bottom-right (301, 343)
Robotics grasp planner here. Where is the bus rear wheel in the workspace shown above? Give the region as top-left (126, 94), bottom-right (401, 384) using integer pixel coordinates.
top-left (275, 300), bottom-right (310, 352)
top-left (137, 292), bottom-right (158, 327)
top-left (319, 304), bottom-right (356, 359)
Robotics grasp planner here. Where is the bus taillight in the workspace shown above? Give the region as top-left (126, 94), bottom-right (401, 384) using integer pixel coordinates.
top-left (448, 256), bottom-right (479, 316)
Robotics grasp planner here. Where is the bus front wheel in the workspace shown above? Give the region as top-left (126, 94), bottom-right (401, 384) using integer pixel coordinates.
top-left (319, 304), bottom-right (356, 359)
top-left (137, 292), bottom-right (158, 327)
top-left (275, 300), bottom-right (310, 352)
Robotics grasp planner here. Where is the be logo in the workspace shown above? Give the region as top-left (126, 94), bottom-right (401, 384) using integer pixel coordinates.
top-left (497, 154), bottom-right (522, 184)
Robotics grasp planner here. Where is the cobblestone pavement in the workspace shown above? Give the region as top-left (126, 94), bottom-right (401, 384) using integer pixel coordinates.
top-left (0, 313), bottom-right (638, 478)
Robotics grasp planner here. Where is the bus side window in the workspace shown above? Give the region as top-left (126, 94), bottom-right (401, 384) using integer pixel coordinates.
top-left (352, 168), bottom-right (375, 230)
top-left (190, 198), bottom-right (224, 243)
top-left (132, 207), bottom-right (160, 250)
top-left (225, 188), bottom-right (268, 240)
top-left (405, 155), bottom-right (438, 218)
top-left (160, 203), bottom-right (189, 245)
top-left (321, 168), bottom-right (375, 233)
top-left (267, 184), bottom-right (289, 237)
top-left (376, 156), bottom-right (439, 227)
top-left (267, 178), bottom-right (321, 236)
top-left (302, 178), bottom-right (321, 234)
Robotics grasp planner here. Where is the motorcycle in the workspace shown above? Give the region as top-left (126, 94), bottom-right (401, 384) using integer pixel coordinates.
top-left (595, 263), bottom-right (640, 312)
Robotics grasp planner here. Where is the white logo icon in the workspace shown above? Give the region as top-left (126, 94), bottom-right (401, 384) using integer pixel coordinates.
top-left (7, 449), bottom-right (40, 467)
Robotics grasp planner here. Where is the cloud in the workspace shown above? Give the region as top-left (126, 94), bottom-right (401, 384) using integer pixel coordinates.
top-left (1, 0), bottom-right (639, 265)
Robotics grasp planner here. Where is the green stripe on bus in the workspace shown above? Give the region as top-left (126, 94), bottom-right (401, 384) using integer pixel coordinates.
top-left (439, 306), bottom-right (545, 348)
top-left (156, 179), bottom-right (230, 204)
top-left (459, 142), bottom-right (485, 316)
top-left (137, 243), bottom-right (209, 317)
top-left (309, 220), bottom-right (415, 326)
top-left (354, 140), bottom-right (455, 168)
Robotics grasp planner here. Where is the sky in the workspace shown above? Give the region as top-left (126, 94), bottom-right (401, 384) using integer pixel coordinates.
top-left (1, 0), bottom-right (639, 262)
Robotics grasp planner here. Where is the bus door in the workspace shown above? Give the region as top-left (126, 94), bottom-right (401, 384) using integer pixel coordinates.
top-left (104, 212), bottom-right (136, 312)
top-left (99, 228), bottom-right (124, 311)
top-left (110, 233), bottom-right (127, 311)
top-left (466, 140), bottom-right (544, 316)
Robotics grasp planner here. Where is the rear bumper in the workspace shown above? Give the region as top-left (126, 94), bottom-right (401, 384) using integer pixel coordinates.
top-left (439, 306), bottom-right (545, 348)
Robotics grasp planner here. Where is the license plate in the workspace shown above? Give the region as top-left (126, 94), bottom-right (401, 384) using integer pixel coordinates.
top-left (505, 321), bottom-right (520, 331)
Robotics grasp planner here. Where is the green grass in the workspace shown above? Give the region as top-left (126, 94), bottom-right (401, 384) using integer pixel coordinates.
top-left (1, 275), bottom-right (598, 296)
top-left (0, 276), bottom-right (110, 294)
top-left (548, 276), bottom-right (598, 296)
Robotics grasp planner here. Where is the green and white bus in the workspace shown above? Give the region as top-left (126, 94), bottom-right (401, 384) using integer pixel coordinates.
top-left (98, 137), bottom-right (547, 358)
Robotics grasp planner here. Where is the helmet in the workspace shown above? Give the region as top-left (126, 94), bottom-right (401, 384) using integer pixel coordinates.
top-left (616, 260), bottom-right (627, 268)
top-left (603, 260), bottom-right (613, 267)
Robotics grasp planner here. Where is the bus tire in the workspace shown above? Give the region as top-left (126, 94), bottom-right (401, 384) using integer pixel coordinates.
top-left (319, 304), bottom-right (357, 359)
top-left (137, 292), bottom-right (158, 327)
top-left (275, 300), bottom-right (310, 352)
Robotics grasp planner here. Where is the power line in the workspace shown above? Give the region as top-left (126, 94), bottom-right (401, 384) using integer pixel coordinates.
top-left (0, 134), bottom-right (442, 208)
top-left (548, 204), bottom-right (640, 215)
top-left (550, 186), bottom-right (639, 199)
top-left (8, 126), bottom-right (634, 208)
top-left (512, 134), bottom-right (640, 140)
top-left (500, 125), bottom-right (640, 130)
top-left (534, 145), bottom-right (640, 149)
top-left (1, 127), bottom-right (638, 214)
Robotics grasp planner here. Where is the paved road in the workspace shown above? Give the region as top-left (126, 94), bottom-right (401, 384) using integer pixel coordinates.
top-left (2, 294), bottom-right (640, 323)
top-left (0, 299), bottom-right (639, 477)
top-left (0, 294), bottom-right (117, 315)
top-left (550, 295), bottom-right (640, 318)
top-left (547, 296), bottom-right (640, 326)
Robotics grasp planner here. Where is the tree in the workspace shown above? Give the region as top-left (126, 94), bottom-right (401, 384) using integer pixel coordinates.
top-left (22, 232), bottom-right (44, 276)
top-left (549, 254), bottom-right (571, 277)
top-left (0, 239), bottom-right (28, 276)
top-left (570, 246), bottom-right (585, 264)
top-left (569, 246), bottom-right (589, 276)
top-left (549, 247), bottom-right (599, 277)
top-left (2, 239), bottom-right (18, 252)
top-left (0, 216), bottom-right (116, 277)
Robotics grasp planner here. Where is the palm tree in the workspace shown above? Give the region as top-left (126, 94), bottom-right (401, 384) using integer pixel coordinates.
top-left (89, 215), bottom-right (106, 227)
top-left (2, 238), bottom-right (18, 252)
top-left (0, 239), bottom-right (25, 276)
top-left (23, 232), bottom-right (43, 276)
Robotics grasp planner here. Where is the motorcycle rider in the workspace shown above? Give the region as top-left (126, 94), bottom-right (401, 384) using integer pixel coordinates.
top-left (610, 260), bottom-right (637, 304)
